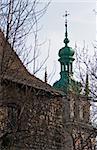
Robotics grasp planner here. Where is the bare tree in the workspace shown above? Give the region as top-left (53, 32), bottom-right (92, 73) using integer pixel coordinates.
top-left (71, 42), bottom-right (97, 149)
top-left (74, 42), bottom-right (97, 99)
top-left (0, 0), bottom-right (52, 149)
top-left (0, 0), bottom-right (50, 75)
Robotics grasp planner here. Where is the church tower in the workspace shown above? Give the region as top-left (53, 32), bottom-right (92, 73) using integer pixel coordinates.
top-left (53, 11), bottom-right (96, 149)
top-left (53, 11), bottom-right (81, 94)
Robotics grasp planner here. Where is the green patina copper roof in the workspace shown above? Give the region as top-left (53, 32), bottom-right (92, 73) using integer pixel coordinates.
top-left (53, 11), bottom-right (81, 94)
top-left (53, 76), bottom-right (82, 94)
top-left (58, 12), bottom-right (75, 63)
top-left (59, 46), bottom-right (75, 58)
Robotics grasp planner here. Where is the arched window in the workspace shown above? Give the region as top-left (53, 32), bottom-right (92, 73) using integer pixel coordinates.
top-left (65, 64), bottom-right (68, 71)
top-left (62, 64), bottom-right (64, 71)
top-left (0, 107), bottom-right (7, 131)
top-left (79, 105), bottom-right (83, 120)
top-left (0, 103), bottom-right (21, 130)
top-left (7, 103), bottom-right (20, 130)
top-left (70, 99), bottom-right (75, 119)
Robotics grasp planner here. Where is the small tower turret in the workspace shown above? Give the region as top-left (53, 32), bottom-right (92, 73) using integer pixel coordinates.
top-left (84, 72), bottom-right (89, 97)
top-left (44, 67), bottom-right (47, 83)
top-left (53, 11), bottom-right (75, 93)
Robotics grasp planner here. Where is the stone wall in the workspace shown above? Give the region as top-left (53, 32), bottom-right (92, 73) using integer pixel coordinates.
top-left (0, 80), bottom-right (95, 150)
top-left (0, 29), bottom-right (95, 149)
top-left (0, 80), bottom-right (73, 150)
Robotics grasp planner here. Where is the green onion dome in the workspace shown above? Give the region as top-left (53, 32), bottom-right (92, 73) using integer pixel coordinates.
top-left (59, 46), bottom-right (75, 58)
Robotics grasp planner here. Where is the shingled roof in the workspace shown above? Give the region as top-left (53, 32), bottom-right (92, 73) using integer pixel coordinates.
top-left (0, 29), bottom-right (61, 96)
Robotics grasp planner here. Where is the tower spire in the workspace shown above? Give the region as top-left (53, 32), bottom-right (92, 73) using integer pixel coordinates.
top-left (84, 71), bottom-right (89, 97)
top-left (53, 11), bottom-right (76, 93)
top-left (64, 11), bottom-right (70, 46)
top-left (44, 67), bottom-right (47, 83)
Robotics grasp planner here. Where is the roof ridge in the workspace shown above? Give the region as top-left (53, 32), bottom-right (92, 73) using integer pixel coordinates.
top-left (0, 29), bottom-right (61, 96)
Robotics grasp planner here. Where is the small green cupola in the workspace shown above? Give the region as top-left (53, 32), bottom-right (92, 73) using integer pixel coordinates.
top-left (53, 11), bottom-right (81, 94)
top-left (58, 11), bottom-right (75, 78)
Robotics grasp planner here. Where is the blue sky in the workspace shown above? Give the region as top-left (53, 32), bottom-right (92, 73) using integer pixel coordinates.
top-left (30, 1), bottom-right (96, 85)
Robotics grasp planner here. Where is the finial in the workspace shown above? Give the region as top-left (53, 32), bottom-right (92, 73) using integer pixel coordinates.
top-left (63, 11), bottom-right (70, 46)
top-left (75, 42), bottom-right (77, 49)
top-left (44, 67), bottom-right (47, 83)
top-left (84, 71), bottom-right (89, 97)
